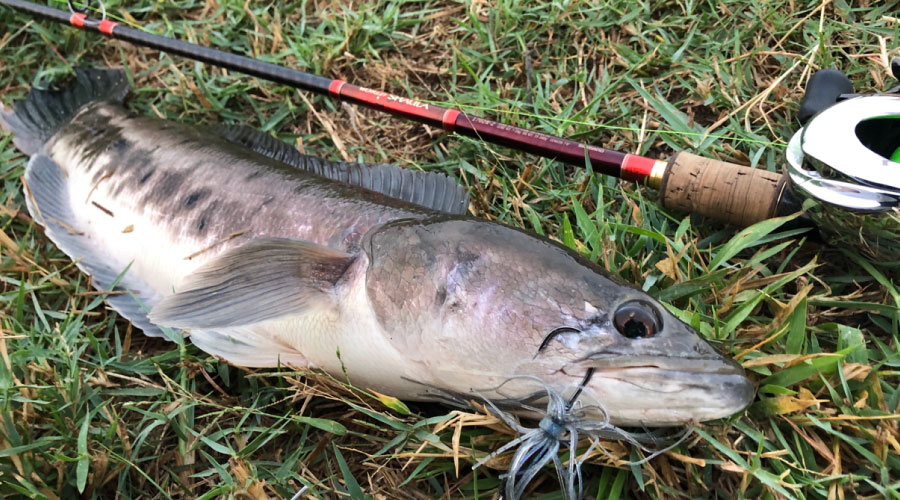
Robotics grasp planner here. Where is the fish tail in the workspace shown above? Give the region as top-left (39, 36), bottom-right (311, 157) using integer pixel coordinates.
top-left (0, 68), bottom-right (129, 156)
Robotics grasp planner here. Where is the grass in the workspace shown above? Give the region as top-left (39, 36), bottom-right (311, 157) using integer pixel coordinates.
top-left (1, 0), bottom-right (899, 498)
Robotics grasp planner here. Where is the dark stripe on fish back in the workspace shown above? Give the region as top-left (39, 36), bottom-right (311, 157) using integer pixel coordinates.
top-left (48, 102), bottom-right (436, 252)
top-left (182, 189), bottom-right (211, 210)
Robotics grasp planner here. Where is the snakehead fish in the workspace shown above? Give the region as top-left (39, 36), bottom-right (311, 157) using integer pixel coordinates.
top-left (1, 68), bottom-right (753, 426)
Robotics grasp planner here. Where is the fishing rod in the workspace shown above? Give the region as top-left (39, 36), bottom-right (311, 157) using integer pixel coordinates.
top-left (3, 0), bottom-right (900, 264)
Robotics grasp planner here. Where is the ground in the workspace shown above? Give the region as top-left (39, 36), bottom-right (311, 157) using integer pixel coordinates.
top-left (0, 0), bottom-right (898, 499)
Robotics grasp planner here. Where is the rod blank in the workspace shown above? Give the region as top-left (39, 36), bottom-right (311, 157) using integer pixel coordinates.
top-left (0, 0), bottom-right (656, 182)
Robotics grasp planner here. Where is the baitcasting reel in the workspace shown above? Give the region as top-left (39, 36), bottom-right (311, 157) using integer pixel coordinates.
top-left (784, 62), bottom-right (900, 264)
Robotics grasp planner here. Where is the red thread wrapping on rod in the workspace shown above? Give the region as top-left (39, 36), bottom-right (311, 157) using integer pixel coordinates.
top-left (441, 109), bottom-right (460, 132)
top-left (69, 12), bottom-right (86, 27)
top-left (98, 19), bottom-right (117, 35)
top-left (328, 79), bottom-right (346, 98)
top-left (620, 154), bottom-right (655, 182)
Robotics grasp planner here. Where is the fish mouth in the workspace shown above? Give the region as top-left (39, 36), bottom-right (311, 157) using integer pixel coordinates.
top-left (576, 350), bottom-right (746, 375)
top-left (564, 353), bottom-right (754, 426)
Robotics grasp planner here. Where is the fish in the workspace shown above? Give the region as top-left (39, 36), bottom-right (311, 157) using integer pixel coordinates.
top-left (1, 68), bottom-right (754, 427)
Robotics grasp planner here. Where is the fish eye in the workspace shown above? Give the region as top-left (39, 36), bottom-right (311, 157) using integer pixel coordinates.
top-left (613, 301), bottom-right (661, 339)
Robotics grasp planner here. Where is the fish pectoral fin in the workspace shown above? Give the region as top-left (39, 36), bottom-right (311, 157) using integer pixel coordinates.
top-left (149, 238), bottom-right (355, 329)
top-left (189, 326), bottom-right (309, 368)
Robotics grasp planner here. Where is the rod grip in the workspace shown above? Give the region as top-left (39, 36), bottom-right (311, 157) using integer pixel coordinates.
top-left (659, 152), bottom-right (785, 227)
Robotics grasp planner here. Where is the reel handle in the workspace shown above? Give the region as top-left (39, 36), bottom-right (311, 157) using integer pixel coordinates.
top-left (797, 69), bottom-right (853, 125)
top-left (658, 152), bottom-right (789, 227)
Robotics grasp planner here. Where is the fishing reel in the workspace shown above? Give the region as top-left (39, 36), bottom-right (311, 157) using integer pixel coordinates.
top-left (785, 60), bottom-right (900, 264)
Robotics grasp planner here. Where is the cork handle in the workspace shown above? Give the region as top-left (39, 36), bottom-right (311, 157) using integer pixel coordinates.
top-left (659, 152), bottom-right (785, 227)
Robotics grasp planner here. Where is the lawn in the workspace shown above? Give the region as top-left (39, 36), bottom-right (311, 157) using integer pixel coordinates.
top-left (0, 0), bottom-right (898, 498)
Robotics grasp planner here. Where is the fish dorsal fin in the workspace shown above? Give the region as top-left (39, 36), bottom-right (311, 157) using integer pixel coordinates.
top-left (214, 125), bottom-right (469, 215)
top-left (149, 238), bottom-right (355, 329)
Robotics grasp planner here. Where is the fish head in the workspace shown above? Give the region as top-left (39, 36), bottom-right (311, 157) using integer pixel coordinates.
top-left (364, 217), bottom-right (754, 426)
